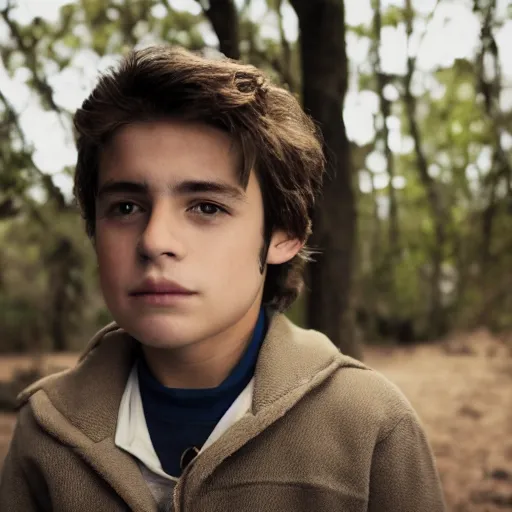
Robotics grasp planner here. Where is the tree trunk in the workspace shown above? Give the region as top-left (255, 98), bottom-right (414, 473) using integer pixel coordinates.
top-left (198, 0), bottom-right (240, 60)
top-left (475, 0), bottom-right (510, 266)
top-left (366, 168), bottom-right (382, 340)
top-left (48, 238), bottom-right (73, 352)
top-left (290, 0), bottom-right (361, 359)
top-left (481, 154), bottom-right (499, 265)
top-left (404, 0), bottom-right (445, 338)
top-left (372, 0), bottom-right (399, 257)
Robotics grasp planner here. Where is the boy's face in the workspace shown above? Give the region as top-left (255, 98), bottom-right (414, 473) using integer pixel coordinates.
top-left (95, 119), bottom-right (300, 351)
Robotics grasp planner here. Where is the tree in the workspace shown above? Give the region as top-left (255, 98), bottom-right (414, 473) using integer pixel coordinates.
top-left (474, 0), bottom-right (511, 265)
top-left (371, 0), bottom-right (399, 258)
top-left (403, 0), bottom-right (447, 337)
top-left (290, 0), bottom-right (361, 359)
top-left (195, 0), bottom-right (240, 59)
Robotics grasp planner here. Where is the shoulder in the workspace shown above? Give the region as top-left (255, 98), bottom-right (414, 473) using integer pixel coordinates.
top-left (16, 322), bottom-right (123, 409)
top-left (278, 317), bottom-right (416, 440)
top-left (324, 353), bottom-right (419, 443)
top-left (280, 317), bottom-right (419, 443)
top-left (7, 401), bottom-right (46, 458)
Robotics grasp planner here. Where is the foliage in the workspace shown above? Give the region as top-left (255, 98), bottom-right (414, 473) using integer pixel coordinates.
top-left (355, 0), bottom-right (512, 340)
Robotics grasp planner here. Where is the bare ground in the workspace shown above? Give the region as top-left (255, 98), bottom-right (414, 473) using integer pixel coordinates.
top-left (0, 329), bottom-right (511, 510)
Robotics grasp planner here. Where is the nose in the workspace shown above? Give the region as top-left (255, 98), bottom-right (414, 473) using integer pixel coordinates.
top-left (137, 201), bottom-right (186, 263)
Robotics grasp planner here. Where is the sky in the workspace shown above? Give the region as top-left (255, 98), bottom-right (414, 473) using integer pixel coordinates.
top-left (0, 0), bottom-right (511, 199)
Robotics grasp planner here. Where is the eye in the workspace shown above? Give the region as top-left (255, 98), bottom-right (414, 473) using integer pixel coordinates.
top-left (112, 202), bottom-right (141, 216)
top-left (190, 202), bottom-right (226, 216)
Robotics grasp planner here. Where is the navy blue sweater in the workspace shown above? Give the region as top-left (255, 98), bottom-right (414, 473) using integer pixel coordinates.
top-left (138, 310), bottom-right (267, 477)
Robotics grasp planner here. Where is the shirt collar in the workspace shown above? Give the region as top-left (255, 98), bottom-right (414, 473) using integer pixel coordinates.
top-left (114, 362), bottom-right (255, 481)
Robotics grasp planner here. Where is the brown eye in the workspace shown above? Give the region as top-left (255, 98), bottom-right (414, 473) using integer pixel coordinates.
top-left (119, 203), bottom-right (135, 215)
top-left (198, 203), bottom-right (220, 215)
top-left (190, 202), bottom-right (226, 216)
top-left (110, 202), bottom-right (141, 217)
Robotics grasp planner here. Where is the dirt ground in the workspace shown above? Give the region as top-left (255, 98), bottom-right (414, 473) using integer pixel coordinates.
top-left (0, 329), bottom-right (511, 510)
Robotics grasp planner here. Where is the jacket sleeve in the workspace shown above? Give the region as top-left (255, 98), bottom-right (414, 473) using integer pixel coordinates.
top-left (368, 411), bottom-right (446, 511)
top-left (0, 414), bottom-right (46, 511)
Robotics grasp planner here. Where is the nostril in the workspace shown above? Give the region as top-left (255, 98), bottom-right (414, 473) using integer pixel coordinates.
top-left (136, 242), bottom-right (177, 262)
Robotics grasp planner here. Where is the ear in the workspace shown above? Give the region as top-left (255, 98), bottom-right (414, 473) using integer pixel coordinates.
top-left (266, 230), bottom-right (303, 265)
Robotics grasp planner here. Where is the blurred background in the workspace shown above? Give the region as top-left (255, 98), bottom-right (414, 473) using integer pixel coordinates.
top-left (0, 0), bottom-right (511, 509)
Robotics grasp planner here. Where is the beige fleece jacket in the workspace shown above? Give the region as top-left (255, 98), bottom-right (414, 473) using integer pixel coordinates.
top-left (0, 314), bottom-right (446, 511)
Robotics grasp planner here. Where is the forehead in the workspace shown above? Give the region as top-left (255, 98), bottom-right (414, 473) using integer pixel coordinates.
top-left (99, 119), bottom-right (243, 186)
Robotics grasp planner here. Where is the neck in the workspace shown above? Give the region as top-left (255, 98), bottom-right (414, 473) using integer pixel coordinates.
top-left (141, 304), bottom-right (262, 389)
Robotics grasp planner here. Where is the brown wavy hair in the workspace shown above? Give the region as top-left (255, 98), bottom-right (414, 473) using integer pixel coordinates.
top-left (73, 45), bottom-right (324, 312)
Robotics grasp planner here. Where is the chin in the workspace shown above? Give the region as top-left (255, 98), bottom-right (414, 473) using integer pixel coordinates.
top-left (117, 313), bottom-right (198, 349)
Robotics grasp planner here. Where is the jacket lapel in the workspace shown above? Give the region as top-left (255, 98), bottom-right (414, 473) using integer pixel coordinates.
top-left (19, 324), bottom-right (158, 511)
top-left (29, 391), bottom-right (157, 512)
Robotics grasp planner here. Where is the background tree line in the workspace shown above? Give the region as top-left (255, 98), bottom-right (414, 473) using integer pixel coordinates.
top-left (0, 0), bottom-right (511, 359)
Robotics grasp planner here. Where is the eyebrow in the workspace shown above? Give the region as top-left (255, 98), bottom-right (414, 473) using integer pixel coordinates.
top-left (96, 179), bottom-right (246, 202)
top-left (97, 180), bottom-right (148, 201)
top-left (173, 180), bottom-right (246, 202)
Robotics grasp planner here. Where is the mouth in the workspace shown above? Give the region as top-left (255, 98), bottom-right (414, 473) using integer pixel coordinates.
top-left (129, 279), bottom-right (197, 305)
top-left (129, 292), bottom-right (196, 306)
top-left (130, 279), bottom-right (195, 295)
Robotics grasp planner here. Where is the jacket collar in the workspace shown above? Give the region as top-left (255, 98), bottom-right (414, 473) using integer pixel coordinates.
top-left (17, 314), bottom-right (366, 511)
top-left (19, 322), bottom-right (137, 442)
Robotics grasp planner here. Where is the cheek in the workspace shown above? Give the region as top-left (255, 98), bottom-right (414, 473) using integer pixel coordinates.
top-left (207, 222), bottom-right (261, 266)
top-left (94, 226), bottom-right (130, 285)
top-left (207, 232), bottom-right (262, 288)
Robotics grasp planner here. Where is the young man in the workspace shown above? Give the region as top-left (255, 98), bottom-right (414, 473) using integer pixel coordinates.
top-left (0, 46), bottom-right (445, 511)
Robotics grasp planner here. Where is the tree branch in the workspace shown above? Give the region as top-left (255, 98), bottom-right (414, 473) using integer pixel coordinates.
top-left (0, 6), bottom-right (65, 117)
top-left (0, 88), bottom-right (67, 209)
top-left (475, 0), bottom-right (512, 194)
top-left (403, 0), bottom-right (443, 205)
top-left (275, 0), bottom-right (297, 93)
top-left (195, 0), bottom-right (240, 59)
